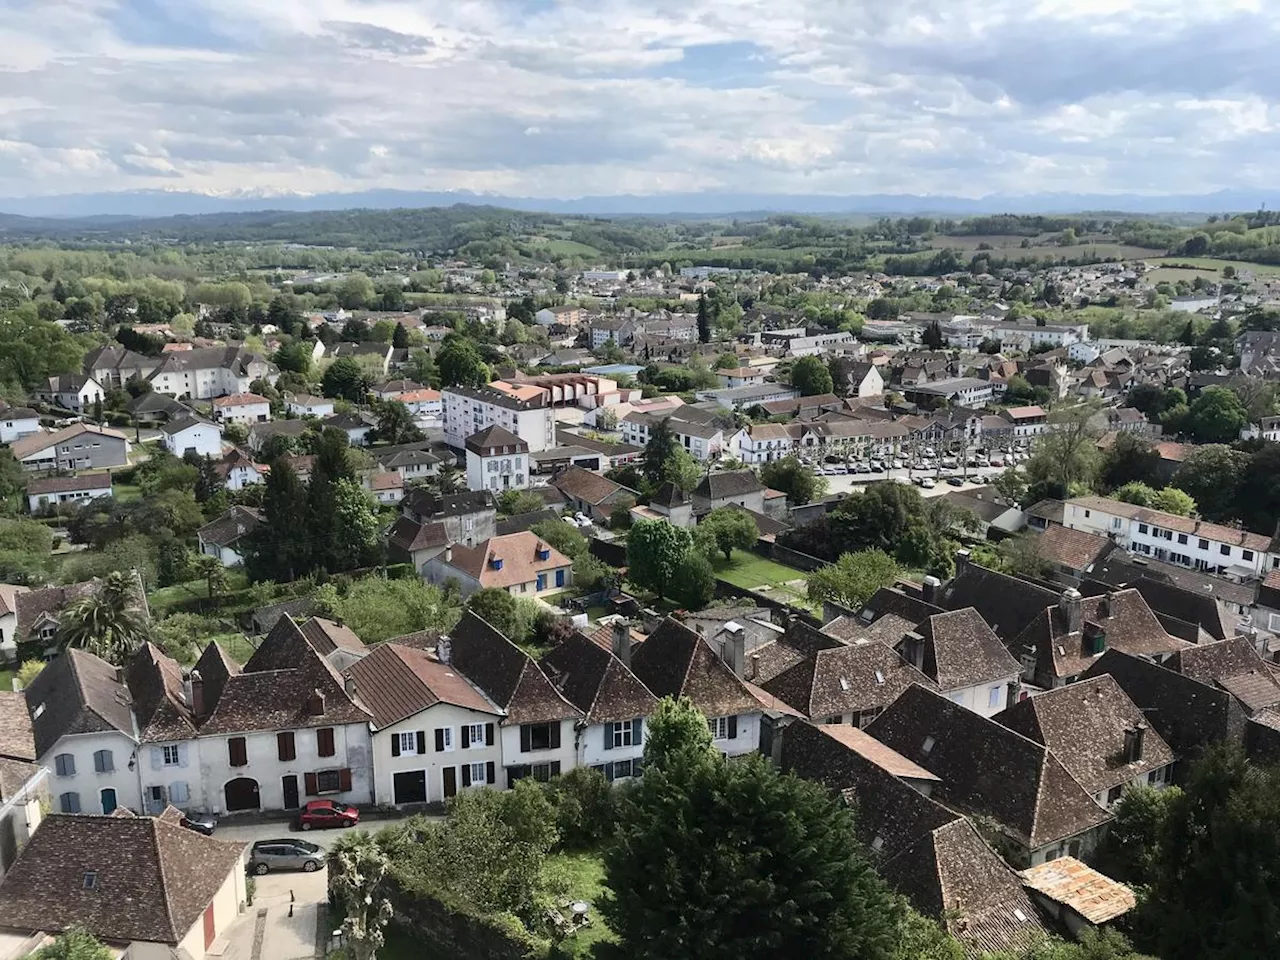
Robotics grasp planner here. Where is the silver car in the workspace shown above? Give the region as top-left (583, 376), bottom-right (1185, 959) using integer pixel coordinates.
top-left (248, 838), bottom-right (323, 875)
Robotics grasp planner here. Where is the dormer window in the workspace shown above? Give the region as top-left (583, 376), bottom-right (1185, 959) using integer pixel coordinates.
top-left (83, 871), bottom-right (98, 890)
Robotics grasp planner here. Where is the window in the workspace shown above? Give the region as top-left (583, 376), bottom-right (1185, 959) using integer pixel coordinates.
top-left (1107, 785), bottom-right (1123, 806)
top-left (169, 781), bottom-right (190, 804)
top-left (466, 724), bottom-right (485, 747)
top-left (317, 727), bottom-right (336, 757)
top-left (397, 732), bottom-right (419, 756)
top-left (1244, 550), bottom-right (1255, 561)
top-left (520, 722), bottom-right (560, 752)
top-left (1199, 538), bottom-right (1209, 549)
top-left (278, 732), bottom-right (296, 762)
top-left (83, 871), bottom-right (97, 890)
top-left (1178, 533), bottom-right (1188, 545)
top-left (1138, 523), bottom-right (1148, 534)
top-left (612, 721), bottom-right (636, 748)
top-left (93, 749), bottom-right (113, 773)
top-left (1221, 545), bottom-right (1231, 556)
top-left (988, 686), bottom-right (1002, 709)
top-left (468, 762), bottom-right (488, 785)
top-left (922, 736), bottom-right (936, 755)
top-left (530, 761), bottom-right (561, 782)
top-left (315, 769), bottom-right (341, 793)
top-left (435, 727), bottom-right (455, 752)
top-left (611, 759), bottom-right (635, 780)
top-left (228, 737), bottom-right (248, 767)
top-left (708, 716), bottom-right (736, 741)
top-left (54, 753), bottom-right (75, 777)
top-left (59, 792), bottom-right (81, 813)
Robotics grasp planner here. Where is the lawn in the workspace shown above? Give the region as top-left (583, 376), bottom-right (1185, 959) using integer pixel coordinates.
top-left (112, 483), bottom-right (143, 503)
top-left (543, 852), bottom-right (616, 957)
top-left (0, 667), bottom-right (14, 693)
top-left (1139, 255), bottom-right (1280, 278)
top-left (147, 569), bottom-right (251, 617)
top-left (711, 550), bottom-right (818, 615)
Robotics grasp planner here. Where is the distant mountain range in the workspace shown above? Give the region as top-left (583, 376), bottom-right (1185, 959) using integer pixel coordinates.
top-left (0, 188), bottom-right (1276, 219)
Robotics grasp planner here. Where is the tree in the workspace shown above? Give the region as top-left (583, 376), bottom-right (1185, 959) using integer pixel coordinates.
top-left (1024, 405), bottom-right (1100, 499)
top-left (1094, 783), bottom-right (1184, 886)
top-left (496, 489), bottom-right (546, 517)
top-left (641, 417), bottom-right (681, 485)
top-left (336, 273), bottom-right (376, 309)
top-left (760, 456), bottom-right (824, 505)
top-left (790, 355), bottom-right (834, 396)
top-left (29, 926), bottom-right (113, 960)
top-left (437, 337), bottom-right (490, 388)
top-left (315, 574), bottom-right (460, 643)
top-left (627, 518), bottom-right (694, 601)
top-left (16, 659), bottom-right (44, 689)
top-left (244, 460), bottom-right (311, 581)
top-left (696, 294), bottom-right (712, 344)
top-left (1187, 387), bottom-right (1248, 443)
top-left (1235, 443), bottom-right (1280, 534)
top-left (694, 507), bottom-right (759, 561)
top-left (1150, 487), bottom-right (1196, 516)
top-left (273, 341), bottom-right (313, 375)
top-left (55, 570), bottom-right (149, 663)
top-left (672, 552), bottom-right (715, 610)
top-left (807, 550), bottom-right (899, 609)
top-left (1113, 481), bottom-right (1157, 507)
top-left (603, 696), bottom-right (905, 960)
top-left (328, 830), bottom-right (395, 960)
top-left (321, 357), bottom-right (368, 403)
top-left (1173, 444), bottom-right (1246, 521)
top-left (433, 462), bottom-right (463, 495)
top-left (1099, 433), bottom-right (1162, 491)
top-left (375, 400), bottom-right (423, 445)
top-left (921, 319), bottom-right (945, 350)
top-left (193, 553), bottom-right (229, 600)
top-left (330, 478), bottom-right (383, 571)
top-left (466, 588), bottom-right (523, 639)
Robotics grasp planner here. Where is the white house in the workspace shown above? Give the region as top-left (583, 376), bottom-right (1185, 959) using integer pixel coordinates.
top-left (442, 384), bottom-right (556, 453)
top-left (211, 392), bottom-right (272, 425)
top-left (160, 415), bottom-right (223, 459)
top-left (397, 388), bottom-right (443, 419)
top-left (286, 394), bottom-right (336, 418)
top-left (1064, 495), bottom-right (1272, 577)
top-left (716, 367), bottom-right (767, 389)
top-left (464, 425), bottom-right (530, 493)
top-left (990, 322), bottom-right (1087, 349)
top-left (738, 423), bottom-right (800, 464)
top-left (146, 345), bottom-right (276, 400)
top-left (447, 612), bottom-right (585, 787)
top-left (0, 586), bottom-right (29, 663)
top-left (25, 473), bottom-right (113, 514)
top-left (39, 374), bottom-right (105, 413)
top-left (0, 404), bottom-right (41, 444)
top-left (214, 448), bottom-right (269, 491)
top-left (322, 412), bottom-right (375, 446)
top-left (347, 642), bottom-right (505, 805)
top-left (422, 532), bottom-right (572, 600)
top-left (197, 506), bottom-right (263, 568)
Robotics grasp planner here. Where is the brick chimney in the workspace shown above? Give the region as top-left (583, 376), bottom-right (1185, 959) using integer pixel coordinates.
top-left (189, 669), bottom-right (205, 721)
top-left (1059, 588), bottom-right (1083, 634)
top-left (612, 619), bottom-right (631, 668)
top-left (1124, 723), bottom-right (1146, 763)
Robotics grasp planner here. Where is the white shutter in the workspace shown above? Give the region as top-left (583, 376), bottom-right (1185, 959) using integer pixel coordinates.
top-left (151, 747), bottom-right (163, 770)
top-left (178, 744), bottom-right (189, 768)
top-left (169, 781), bottom-right (189, 804)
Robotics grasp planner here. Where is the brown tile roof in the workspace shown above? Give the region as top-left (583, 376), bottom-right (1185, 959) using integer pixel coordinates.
top-left (813, 724), bottom-right (939, 782)
top-left (936, 563), bottom-right (1058, 643)
top-left (1020, 857), bottom-right (1136, 925)
top-left (445, 612), bottom-right (581, 725)
top-left (196, 505), bottom-right (263, 548)
top-left (0, 691), bottom-right (36, 761)
top-left (440, 532), bottom-right (571, 590)
top-left (125, 643), bottom-right (197, 744)
top-left (916, 609), bottom-right (1022, 692)
top-left (1036, 525), bottom-right (1113, 572)
top-left (24, 649), bottom-right (135, 757)
top-left (299, 617), bottom-right (367, 657)
top-left (25, 473), bottom-right (113, 496)
top-left (867, 685), bottom-right (1111, 850)
top-left (761, 641), bottom-right (935, 721)
top-left (198, 616), bottom-right (371, 734)
top-left (541, 632), bottom-right (659, 725)
top-left (15, 579), bottom-right (102, 645)
top-left (0, 814), bottom-right (246, 944)
top-left (0, 757), bottom-right (41, 800)
top-left (1168, 636), bottom-right (1280, 713)
top-left (1068, 495), bottom-right (1272, 552)
top-left (693, 470), bottom-right (765, 500)
top-left (751, 620), bottom-right (848, 683)
top-left (551, 465), bottom-right (629, 506)
top-left (211, 392), bottom-right (269, 407)
top-left (860, 585), bottom-right (946, 628)
top-left (0, 583), bottom-right (26, 618)
top-left (388, 516), bottom-right (448, 553)
top-left (465, 424), bottom-right (529, 456)
top-left (630, 617), bottom-right (761, 718)
top-left (995, 675), bottom-right (1175, 795)
top-left (346, 642), bottom-right (497, 728)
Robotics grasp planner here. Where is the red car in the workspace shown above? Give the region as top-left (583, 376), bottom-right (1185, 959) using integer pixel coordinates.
top-left (296, 799), bottom-right (360, 831)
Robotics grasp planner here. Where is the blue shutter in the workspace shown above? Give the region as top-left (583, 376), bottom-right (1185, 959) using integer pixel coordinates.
top-left (556, 569), bottom-right (566, 587)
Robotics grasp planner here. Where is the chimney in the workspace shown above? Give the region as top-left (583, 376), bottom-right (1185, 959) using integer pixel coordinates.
top-left (612, 619), bottom-right (631, 668)
top-left (955, 548), bottom-right (971, 573)
top-left (749, 653), bottom-right (760, 681)
top-left (722, 628), bottom-right (746, 678)
top-left (190, 669), bottom-right (205, 721)
top-left (921, 575), bottom-right (941, 605)
top-left (307, 689), bottom-right (326, 716)
top-left (344, 677), bottom-right (357, 700)
top-left (1124, 723), bottom-right (1147, 763)
top-left (1059, 588), bottom-right (1083, 634)
top-left (437, 635), bottom-right (452, 664)
top-left (444, 545), bottom-right (452, 563)
top-left (1100, 591), bottom-right (1117, 619)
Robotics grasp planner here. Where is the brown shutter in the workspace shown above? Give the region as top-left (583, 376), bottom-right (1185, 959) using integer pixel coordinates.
top-left (317, 727), bottom-right (335, 757)
top-left (391, 734), bottom-right (401, 757)
top-left (278, 732), bottom-right (296, 761)
top-left (550, 722), bottom-right (561, 749)
top-left (228, 737), bottom-right (247, 767)
top-left (486, 761), bottom-right (496, 784)
top-left (461, 725), bottom-right (470, 749)
top-left (461, 764), bottom-right (472, 787)
top-left (435, 729), bottom-right (445, 752)
top-left (485, 723), bottom-right (495, 746)
top-left (304, 772), bottom-right (318, 796)
top-left (338, 767), bottom-right (352, 792)
top-left (416, 731), bottom-right (427, 754)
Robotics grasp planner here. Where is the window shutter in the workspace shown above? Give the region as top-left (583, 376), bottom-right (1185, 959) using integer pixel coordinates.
top-left (461, 765), bottom-right (472, 788)
top-left (304, 772), bottom-right (318, 796)
top-left (435, 729), bottom-right (445, 752)
top-left (633, 756), bottom-right (644, 778)
top-left (178, 744), bottom-right (189, 769)
top-left (151, 748), bottom-right (163, 771)
top-left (485, 723), bottom-right (495, 746)
top-left (170, 781), bottom-right (189, 804)
top-left (229, 737), bottom-right (247, 767)
top-left (391, 735), bottom-right (401, 758)
top-left (603, 725), bottom-right (612, 751)
top-left (416, 731), bottom-right (427, 754)
top-left (339, 768), bottom-right (353, 792)
top-left (278, 732), bottom-right (296, 761)
top-left (632, 718), bottom-right (642, 745)
top-left (551, 761), bottom-right (561, 776)
top-left (317, 728), bottom-right (336, 758)
top-left (604, 763), bottom-right (615, 783)
top-left (520, 725), bottom-right (531, 753)
top-left (486, 761), bottom-right (495, 784)
top-left (461, 725), bottom-right (471, 749)
top-left (550, 723), bottom-right (561, 749)
top-left (727, 715), bottom-right (738, 740)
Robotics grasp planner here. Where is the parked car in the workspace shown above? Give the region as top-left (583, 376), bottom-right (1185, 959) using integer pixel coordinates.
top-left (179, 812), bottom-right (217, 836)
top-left (947, 476), bottom-right (965, 487)
top-left (920, 477), bottom-right (937, 489)
top-left (248, 839), bottom-right (323, 875)
top-left (574, 512), bottom-right (592, 527)
top-left (296, 799), bottom-right (360, 831)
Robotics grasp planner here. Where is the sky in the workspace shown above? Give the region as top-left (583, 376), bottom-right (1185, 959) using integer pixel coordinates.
top-left (0, 0), bottom-right (1276, 200)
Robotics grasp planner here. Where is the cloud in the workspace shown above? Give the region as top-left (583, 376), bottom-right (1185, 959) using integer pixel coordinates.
top-left (0, 0), bottom-right (1277, 199)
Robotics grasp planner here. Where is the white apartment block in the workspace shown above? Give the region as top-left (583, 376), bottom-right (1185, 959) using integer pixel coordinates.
top-left (443, 385), bottom-right (556, 452)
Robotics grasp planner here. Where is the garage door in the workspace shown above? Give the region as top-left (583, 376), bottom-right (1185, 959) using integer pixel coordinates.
top-left (393, 770), bottom-right (427, 805)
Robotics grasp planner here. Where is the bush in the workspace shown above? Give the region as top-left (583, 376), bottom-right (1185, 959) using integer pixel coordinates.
top-left (548, 768), bottom-right (617, 850)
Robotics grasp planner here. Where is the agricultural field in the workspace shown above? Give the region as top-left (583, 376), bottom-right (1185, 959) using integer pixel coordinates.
top-left (928, 233), bottom-right (1157, 261)
top-left (1138, 256), bottom-right (1280, 282)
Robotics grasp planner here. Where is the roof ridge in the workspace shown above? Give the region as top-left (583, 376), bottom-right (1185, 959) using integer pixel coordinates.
top-left (149, 818), bottom-right (183, 942)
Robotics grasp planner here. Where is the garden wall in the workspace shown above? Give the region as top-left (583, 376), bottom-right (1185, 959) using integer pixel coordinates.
top-left (387, 873), bottom-right (550, 960)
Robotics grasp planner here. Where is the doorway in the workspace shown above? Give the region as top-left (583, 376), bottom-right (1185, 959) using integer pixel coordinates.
top-left (100, 788), bottom-right (117, 814)
top-left (224, 777), bottom-right (260, 812)
top-left (203, 904), bottom-right (216, 950)
top-left (442, 767), bottom-right (457, 800)
top-left (394, 771), bottom-right (427, 805)
top-left (282, 775), bottom-right (300, 810)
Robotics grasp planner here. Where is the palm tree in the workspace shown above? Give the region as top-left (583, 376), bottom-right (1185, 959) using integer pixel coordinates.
top-left (56, 570), bottom-right (150, 663)
top-left (329, 831), bottom-right (395, 960)
top-left (194, 554), bottom-right (229, 601)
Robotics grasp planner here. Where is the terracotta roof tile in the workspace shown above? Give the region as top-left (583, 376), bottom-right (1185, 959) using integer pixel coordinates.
top-left (630, 617), bottom-right (760, 718)
top-left (541, 633), bottom-right (659, 724)
top-left (347, 642), bottom-right (497, 728)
